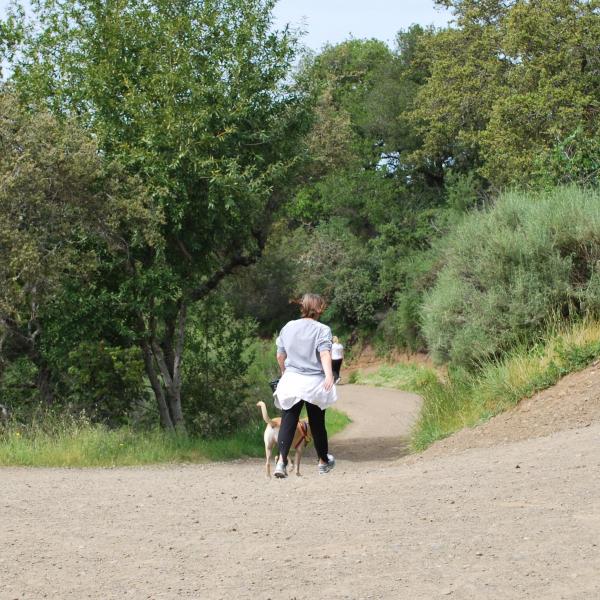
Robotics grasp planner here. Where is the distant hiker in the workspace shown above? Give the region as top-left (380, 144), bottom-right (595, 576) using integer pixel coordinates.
top-left (331, 336), bottom-right (344, 384)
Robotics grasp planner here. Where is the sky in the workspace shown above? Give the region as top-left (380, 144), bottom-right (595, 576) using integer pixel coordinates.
top-left (274, 0), bottom-right (452, 50)
top-left (1, 1), bottom-right (453, 50)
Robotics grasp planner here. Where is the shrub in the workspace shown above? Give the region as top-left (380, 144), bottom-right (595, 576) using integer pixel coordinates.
top-left (411, 320), bottom-right (600, 451)
top-left (182, 298), bottom-right (258, 437)
top-left (64, 342), bottom-right (147, 426)
top-left (537, 127), bottom-right (600, 188)
top-left (422, 186), bottom-right (600, 368)
top-left (0, 357), bottom-right (39, 413)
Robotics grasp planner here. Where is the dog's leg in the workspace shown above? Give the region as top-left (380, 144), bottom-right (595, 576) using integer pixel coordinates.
top-left (294, 443), bottom-right (304, 476)
top-left (264, 428), bottom-right (273, 478)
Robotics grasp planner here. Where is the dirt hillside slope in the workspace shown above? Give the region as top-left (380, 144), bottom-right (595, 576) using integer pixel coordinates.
top-left (413, 360), bottom-right (600, 462)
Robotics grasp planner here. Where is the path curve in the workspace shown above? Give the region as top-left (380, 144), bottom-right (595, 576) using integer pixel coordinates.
top-left (331, 383), bottom-right (422, 461)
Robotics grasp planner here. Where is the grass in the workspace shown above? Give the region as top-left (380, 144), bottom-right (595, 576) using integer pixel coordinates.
top-left (350, 362), bottom-right (439, 394)
top-left (349, 320), bottom-right (600, 453)
top-left (0, 408), bottom-right (351, 468)
top-left (411, 319), bottom-right (600, 452)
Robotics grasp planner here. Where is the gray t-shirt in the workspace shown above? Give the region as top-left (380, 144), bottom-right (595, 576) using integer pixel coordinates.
top-left (276, 318), bottom-right (333, 376)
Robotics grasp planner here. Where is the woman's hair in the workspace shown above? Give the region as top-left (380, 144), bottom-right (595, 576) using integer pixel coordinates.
top-left (300, 293), bottom-right (326, 319)
top-left (332, 336), bottom-right (339, 343)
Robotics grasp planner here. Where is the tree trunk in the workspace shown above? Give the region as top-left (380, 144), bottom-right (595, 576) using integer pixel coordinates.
top-left (36, 362), bottom-right (54, 405)
top-left (141, 339), bottom-right (174, 430)
top-left (141, 302), bottom-right (187, 433)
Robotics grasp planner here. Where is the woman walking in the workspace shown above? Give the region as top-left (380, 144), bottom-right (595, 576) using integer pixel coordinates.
top-left (273, 293), bottom-right (337, 478)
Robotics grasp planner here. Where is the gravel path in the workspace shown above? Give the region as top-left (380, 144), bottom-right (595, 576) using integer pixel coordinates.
top-left (2, 383), bottom-right (599, 599)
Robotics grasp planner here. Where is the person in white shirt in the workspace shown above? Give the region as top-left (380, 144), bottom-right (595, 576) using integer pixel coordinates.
top-left (331, 336), bottom-right (344, 384)
top-left (273, 293), bottom-right (337, 478)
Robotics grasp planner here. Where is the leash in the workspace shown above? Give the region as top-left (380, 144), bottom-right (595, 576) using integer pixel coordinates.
top-left (293, 420), bottom-right (311, 449)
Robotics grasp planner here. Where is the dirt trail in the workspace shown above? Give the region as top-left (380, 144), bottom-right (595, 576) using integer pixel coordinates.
top-left (331, 383), bottom-right (421, 461)
top-left (2, 381), bottom-right (600, 599)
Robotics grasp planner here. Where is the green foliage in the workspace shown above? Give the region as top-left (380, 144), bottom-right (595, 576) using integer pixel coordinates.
top-left (182, 299), bottom-right (257, 437)
top-left (2, 0), bottom-right (599, 442)
top-left (0, 90), bottom-right (152, 330)
top-left (445, 171), bottom-right (483, 214)
top-left (0, 357), bottom-right (38, 409)
top-left (288, 219), bottom-right (382, 328)
top-left (0, 408), bottom-right (351, 466)
top-left (244, 338), bottom-right (281, 407)
top-left (11, 0), bottom-right (308, 289)
top-left (4, 0), bottom-right (310, 430)
top-left (372, 248), bottom-right (439, 351)
top-left (347, 371), bottom-right (359, 384)
top-left (0, 89), bottom-right (155, 414)
top-left (0, 420), bottom-right (265, 467)
top-left (64, 343), bottom-right (147, 426)
top-left (308, 38), bottom-right (393, 154)
top-left (538, 127), bottom-right (600, 187)
top-left (375, 293), bottom-right (422, 353)
top-left (422, 187), bottom-right (600, 368)
top-left (218, 225), bottom-right (300, 335)
top-left (361, 26), bottom-right (433, 163)
top-left (418, 0), bottom-right (600, 188)
top-left (352, 362), bottom-right (439, 393)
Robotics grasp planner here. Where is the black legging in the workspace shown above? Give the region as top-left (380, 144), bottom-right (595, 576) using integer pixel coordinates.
top-left (332, 358), bottom-right (343, 380)
top-left (278, 400), bottom-right (328, 465)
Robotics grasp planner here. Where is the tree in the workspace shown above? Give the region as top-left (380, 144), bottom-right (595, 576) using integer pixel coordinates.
top-left (481, 0), bottom-right (600, 186)
top-left (0, 90), bottom-right (154, 404)
top-left (7, 0), bottom-right (309, 430)
top-left (303, 39), bottom-right (394, 169)
top-left (415, 0), bottom-right (600, 188)
top-left (409, 9), bottom-right (508, 181)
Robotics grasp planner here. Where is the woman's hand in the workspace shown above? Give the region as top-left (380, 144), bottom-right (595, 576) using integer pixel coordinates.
top-left (323, 373), bottom-right (335, 391)
top-left (320, 349), bottom-right (335, 391)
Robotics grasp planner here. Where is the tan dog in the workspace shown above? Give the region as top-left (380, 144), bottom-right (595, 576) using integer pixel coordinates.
top-left (256, 401), bottom-right (312, 477)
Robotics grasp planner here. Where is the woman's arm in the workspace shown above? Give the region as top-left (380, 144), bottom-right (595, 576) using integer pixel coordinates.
top-left (320, 350), bottom-right (334, 391)
top-left (276, 352), bottom-right (286, 375)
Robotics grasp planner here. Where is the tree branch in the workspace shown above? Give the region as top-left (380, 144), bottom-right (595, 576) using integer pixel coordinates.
top-left (189, 252), bottom-right (258, 302)
top-left (189, 190), bottom-right (284, 303)
top-left (172, 301), bottom-right (187, 392)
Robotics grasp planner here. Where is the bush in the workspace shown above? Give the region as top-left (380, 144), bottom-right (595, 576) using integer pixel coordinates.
top-left (291, 219), bottom-right (383, 329)
top-left (0, 358), bottom-right (39, 413)
top-left (537, 127), bottom-right (600, 188)
top-left (182, 298), bottom-right (258, 437)
top-left (373, 249), bottom-right (438, 352)
top-left (64, 342), bottom-right (147, 426)
top-left (422, 186), bottom-right (600, 368)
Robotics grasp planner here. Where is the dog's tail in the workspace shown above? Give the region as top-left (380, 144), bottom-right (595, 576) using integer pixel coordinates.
top-left (256, 401), bottom-right (278, 427)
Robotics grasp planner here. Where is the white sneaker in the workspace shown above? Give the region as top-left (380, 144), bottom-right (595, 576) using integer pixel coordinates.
top-left (318, 454), bottom-right (335, 474)
top-left (274, 460), bottom-right (287, 478)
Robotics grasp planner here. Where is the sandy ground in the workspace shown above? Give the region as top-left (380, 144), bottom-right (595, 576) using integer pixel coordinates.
top-left (2, 380), bottom-right (600, 600)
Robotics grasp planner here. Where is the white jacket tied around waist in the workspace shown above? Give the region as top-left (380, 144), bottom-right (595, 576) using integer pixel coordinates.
top-left (274, 371), bottom-right (337, 410)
